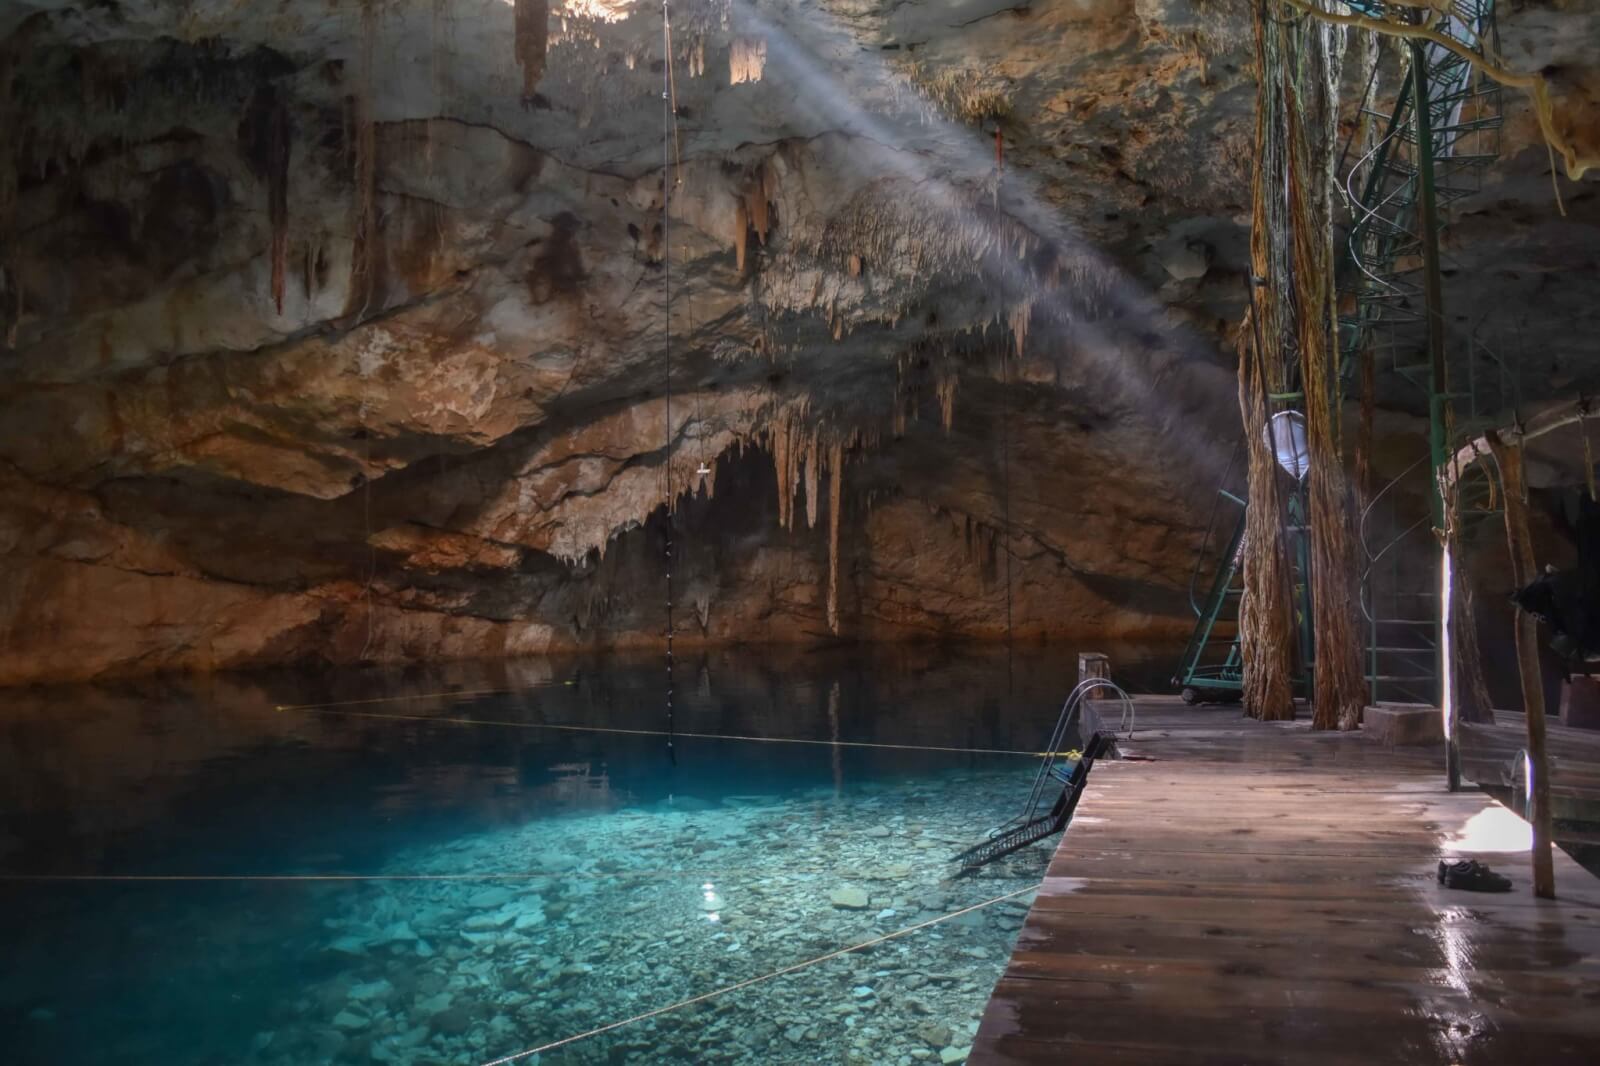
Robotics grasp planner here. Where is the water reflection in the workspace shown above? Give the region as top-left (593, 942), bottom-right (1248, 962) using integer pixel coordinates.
top-left (0, 642), bottom-right (1171, 1066)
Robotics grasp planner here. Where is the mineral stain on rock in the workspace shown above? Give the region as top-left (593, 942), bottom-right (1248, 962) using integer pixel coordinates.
top-left (0, 0), bottom-right (1593, 686)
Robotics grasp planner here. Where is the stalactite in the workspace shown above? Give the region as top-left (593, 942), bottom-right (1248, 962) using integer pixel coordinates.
top-left (734, 201), bottom-right (749, 272)
top-left (267, 96), bottom-right (290, 314)
top-left (827, 439), bottom-right (844, 635)
top-left (936, 368), bottom-right (957, 432)
top-left (786, 417), bottom-right (801, 530)
top-left (514, 0), bottom-right (550, 100)
top-left (239, 83), bottom-right (293, 314)
top-left (689, 37), bottom-right (706, 78)
top-left (729, 36), bottom-right (766, 85)
top-left (1008, 299), bottom-right (1032, 359)
top-left (771, 412), bottom-right (791, 530)
top-left (746, 185), bottom-right (769, 246)
top-left (804, 429), bottom-right (820, 530)
top-left (1, 48), bottom-right (18, 349)
top-left (349, 0), bottom-right (380, 318)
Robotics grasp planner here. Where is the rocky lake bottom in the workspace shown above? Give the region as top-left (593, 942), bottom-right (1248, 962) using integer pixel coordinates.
top-left (0, 654), bottom-right (1084, 1066)
top-left (284, 772), bottom-right (1048, 1065)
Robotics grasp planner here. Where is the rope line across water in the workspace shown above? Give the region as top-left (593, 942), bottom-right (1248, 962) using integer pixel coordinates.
top-left (476, 884), bottom-right (1036, 1066)
top-left (285, 704), bottom-right (1060, 758)
top-left (0, 867), bottom-right (1035, 884)
top-left (272, 681), bottom-right (575, 712)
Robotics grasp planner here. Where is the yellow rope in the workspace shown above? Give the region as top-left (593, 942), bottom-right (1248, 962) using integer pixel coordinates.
top-left (283, 703), bottom-right (1047, 757)
top-left (0, 865), bottom-right (1015, 883)
top-left (478, 884), bottom-right (1038, 1066)
top-left (273, 681), bottom-right (573, 713)
top-left (1275, 0), bottom-right (1596, 183)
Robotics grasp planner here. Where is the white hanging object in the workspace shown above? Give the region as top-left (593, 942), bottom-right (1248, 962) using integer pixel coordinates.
top-left (1266, 410), bottom-right (1310, 481)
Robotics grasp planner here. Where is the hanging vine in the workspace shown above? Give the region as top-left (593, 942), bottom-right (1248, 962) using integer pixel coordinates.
top-left (1236, 0), bottom-right (1297, 722)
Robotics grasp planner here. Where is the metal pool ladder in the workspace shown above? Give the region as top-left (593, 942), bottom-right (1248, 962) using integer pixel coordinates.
top-left (952, 679), bottom-right (1134, 872)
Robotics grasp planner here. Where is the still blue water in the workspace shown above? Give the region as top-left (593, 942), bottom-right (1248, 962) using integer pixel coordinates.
top-left (0, 645), bottom-right (1167, 1065)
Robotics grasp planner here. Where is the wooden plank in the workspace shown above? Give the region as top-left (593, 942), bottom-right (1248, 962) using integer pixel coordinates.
top-left (971, 704), bottom-right (1600, 1065)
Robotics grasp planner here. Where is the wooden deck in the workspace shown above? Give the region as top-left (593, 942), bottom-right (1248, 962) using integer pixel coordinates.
top-left (971, 700), bottom-right (1600, 1065)
top-left (1462, 710), bottom-right (1600, 827)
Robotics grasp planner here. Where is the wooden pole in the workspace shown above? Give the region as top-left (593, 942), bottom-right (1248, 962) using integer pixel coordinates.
top-left (1487, 432), bottom-right (1555, 898)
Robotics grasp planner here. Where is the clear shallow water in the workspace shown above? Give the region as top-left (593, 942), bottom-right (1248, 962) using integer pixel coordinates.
top-left (0, 644), bottom-right (1171, 1066)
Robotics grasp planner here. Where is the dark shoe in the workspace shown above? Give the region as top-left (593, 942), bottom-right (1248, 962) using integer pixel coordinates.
top-left (1437, 858), bottom-right (1513, 892)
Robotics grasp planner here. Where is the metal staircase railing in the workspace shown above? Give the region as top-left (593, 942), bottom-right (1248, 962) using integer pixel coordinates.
top-left (1176, 0), bottom-right (1507, 707)
top-left (1173, 444), bottom-right (1248, 701)
top-left (1344, 0), bottom-right (1503, 707)
top-left (952, 679), bottom-right (1133, 872)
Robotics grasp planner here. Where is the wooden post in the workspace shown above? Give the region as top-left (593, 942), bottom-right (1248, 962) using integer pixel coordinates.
top-left (1487, 432), bottom-right (1556, 898)
top-left (1078, 652), bottom-right (1111, 698)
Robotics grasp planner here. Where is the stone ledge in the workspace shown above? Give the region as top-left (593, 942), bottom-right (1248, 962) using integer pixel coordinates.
top-left (1363, 703), bottom-right (1445, 746)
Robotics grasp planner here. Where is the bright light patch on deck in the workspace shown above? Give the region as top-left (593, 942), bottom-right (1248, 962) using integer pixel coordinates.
top-left (1446, 805), bottom-right (1533, 854)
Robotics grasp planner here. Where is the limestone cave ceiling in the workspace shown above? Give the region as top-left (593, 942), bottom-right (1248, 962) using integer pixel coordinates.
top-left (0, 0), bottom-right (1594, 683)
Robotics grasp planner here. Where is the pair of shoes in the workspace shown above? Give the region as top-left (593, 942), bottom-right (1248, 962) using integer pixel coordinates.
top-left (1437, 858), bottom-right (1513, 892)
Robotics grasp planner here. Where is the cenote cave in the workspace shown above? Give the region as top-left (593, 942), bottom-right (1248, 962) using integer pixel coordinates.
top-left (2, 0), bottom-right (1599, 1063)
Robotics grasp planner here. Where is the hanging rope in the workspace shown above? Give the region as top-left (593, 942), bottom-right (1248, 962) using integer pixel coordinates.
top-left (1236, 0), bottom-right (1297, 722)
top-left (661, 0), bottom-right (679, 763)
top-left (1000, 343), bottom-right (1014, 687)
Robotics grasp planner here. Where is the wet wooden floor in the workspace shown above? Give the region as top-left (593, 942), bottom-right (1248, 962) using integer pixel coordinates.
top-left (970, 700), bottom-right (1600, 1065)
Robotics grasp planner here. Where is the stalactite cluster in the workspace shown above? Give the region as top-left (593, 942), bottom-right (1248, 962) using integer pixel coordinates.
top-left (729, 36), bottom-right (766, 85)
top-left (260, 89), bottom-right (292, 314)
top-left (0, 48), bottom-right (15, 349)
top-left (348, 0), bottom-right (380, 318)
top-left (514, 0), bottom-right (550, 99)
top-left (733, 162), bottom-right (776, 272)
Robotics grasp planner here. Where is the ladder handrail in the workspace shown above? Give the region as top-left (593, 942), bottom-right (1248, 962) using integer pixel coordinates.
top-left (1187, 439), bottom-right (1245, 618)
top-left (1001, 678), bottom-right (1134, 836)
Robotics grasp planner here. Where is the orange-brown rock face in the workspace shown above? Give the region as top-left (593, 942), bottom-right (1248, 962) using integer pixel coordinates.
top-left (0, 0), bottom-right (1593, 685)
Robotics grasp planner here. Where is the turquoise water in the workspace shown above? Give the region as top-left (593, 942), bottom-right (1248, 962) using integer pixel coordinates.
top-left (0, 646), bottom-right (1166, 1065)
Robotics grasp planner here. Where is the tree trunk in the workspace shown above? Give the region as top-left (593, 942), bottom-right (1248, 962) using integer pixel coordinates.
top-left (1488, 432), bottom-right (1555, 898)
top-left (1236, 0), bottom-right (1296, 721)
top-left (1285, 25), bottom-right (1365, 732)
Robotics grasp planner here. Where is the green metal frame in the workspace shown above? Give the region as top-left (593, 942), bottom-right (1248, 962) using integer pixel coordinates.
top-left (1175, 0), bottom-right (1505, 737)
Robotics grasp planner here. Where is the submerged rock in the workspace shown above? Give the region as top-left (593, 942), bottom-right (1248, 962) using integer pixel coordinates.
top-left (829, 887), bottom-right (871, 910)
top-left (331, 1010), bottom-right (369, 1031)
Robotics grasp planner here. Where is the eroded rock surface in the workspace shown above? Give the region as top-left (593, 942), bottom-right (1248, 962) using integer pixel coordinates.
top-left (0, 0), bottom-right (1593, 684)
